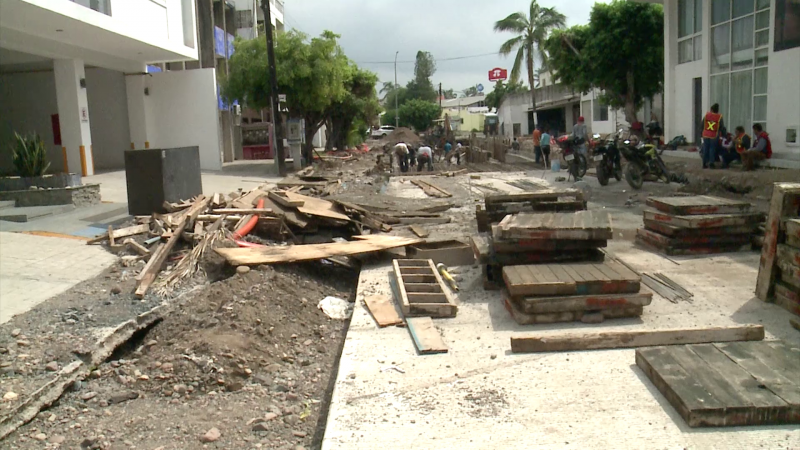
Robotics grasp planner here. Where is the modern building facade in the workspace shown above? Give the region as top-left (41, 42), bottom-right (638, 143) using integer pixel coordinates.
top-left (659, 0), bottom-right (799, 161)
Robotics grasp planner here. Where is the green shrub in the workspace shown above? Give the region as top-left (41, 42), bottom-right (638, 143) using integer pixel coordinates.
top-left (11, 132), bottom-right (50, 177)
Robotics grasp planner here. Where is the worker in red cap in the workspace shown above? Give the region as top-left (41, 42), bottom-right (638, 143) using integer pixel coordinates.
top-left (572, 116), bottom-right (588, 156)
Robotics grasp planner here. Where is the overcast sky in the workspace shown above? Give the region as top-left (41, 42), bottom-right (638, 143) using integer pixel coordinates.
top-left (284, 0), bottom-right (607, 96)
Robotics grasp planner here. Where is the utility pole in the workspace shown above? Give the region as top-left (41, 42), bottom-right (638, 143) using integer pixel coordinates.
top-left (439, 82), bottom-right (442, 108)
top-left (394, 51), bottom-right (399, 128)
top-left (261, 0), bottom-right (286, 176)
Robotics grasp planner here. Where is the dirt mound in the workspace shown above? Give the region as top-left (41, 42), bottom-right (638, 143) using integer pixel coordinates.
top-left (384, 127), bottom-right (421, 146)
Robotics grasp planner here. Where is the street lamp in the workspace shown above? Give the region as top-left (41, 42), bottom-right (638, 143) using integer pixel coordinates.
top-left (394, 51), bottom-right (399, 128)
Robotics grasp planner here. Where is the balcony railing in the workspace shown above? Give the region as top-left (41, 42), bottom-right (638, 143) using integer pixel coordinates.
top-left (69, 0), bottom-right (112, 16)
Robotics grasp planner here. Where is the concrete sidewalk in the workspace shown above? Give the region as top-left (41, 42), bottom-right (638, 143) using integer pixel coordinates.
top-left (321, 171), bottom-right (800, 450)
top-left (0, 231), bottom-right (116, 324)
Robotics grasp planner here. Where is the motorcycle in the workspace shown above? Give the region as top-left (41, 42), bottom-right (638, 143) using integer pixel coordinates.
top-left (619, 137), bottom-right (671, 190)
top-left (556, 135), bottom-right (587, 180)
top-left (591, 131), bottom-right (623, 186)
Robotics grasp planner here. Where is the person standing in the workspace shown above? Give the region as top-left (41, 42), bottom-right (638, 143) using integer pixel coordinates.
top-left (394, 142), bottom-right (409, 173)
top-left (443, 141), bottom-right (453, 165)
top-left (540, 129), bottom-right (551, 168)
top-left (512, 137), bottom-right (521, 154)
top-left (741, 124), bottom-right (771, 171)
top-left (572, 116), bottom-right (588, 156)
top-left (417, 145), bottom-right (433, 172)
top-left (701, 103), bottom-right (725, 169)
top-left (532, 126), bottom-right (542, 162)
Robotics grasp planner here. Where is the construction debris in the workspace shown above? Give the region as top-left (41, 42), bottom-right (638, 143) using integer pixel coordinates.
top-left (411, 179), bottom-right (452, 198)
top-left (476, 189), bottom-right (586, 233)
top-left (636, 195), bottom-right (764, 256)
top-left (391, 259), bottom-right (457, 318)
top-left (641, 272), bottom-right (694, 303)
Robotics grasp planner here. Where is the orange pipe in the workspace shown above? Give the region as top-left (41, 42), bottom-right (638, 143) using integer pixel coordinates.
top-left (232, 198), bottom-right (264, 241)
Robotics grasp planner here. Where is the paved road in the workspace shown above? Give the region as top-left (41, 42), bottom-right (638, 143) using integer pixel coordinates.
top-left (0, 232), bottom-right (116, 324)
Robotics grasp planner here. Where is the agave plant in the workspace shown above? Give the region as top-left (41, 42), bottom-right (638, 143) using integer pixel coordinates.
top-left (11, 132), bottom-right (50, 178)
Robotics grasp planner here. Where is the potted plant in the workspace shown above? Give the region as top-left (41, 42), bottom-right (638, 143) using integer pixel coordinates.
top-left (11, 132), bottom-right (50, 187)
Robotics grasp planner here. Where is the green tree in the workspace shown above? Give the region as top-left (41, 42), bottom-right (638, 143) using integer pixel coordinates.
top-left (404, 51), bottom-right (438, 103)
top-left (222, 30), bottom-right (349, 160)
top-left (326, 65), bottom-right (379, 151)
top-left (442, 88), bottom-right (456, 99)
top-left (485, 80), bottom-right (529, 110)
top-left (398, 99), bottom-right (441, 131)
top-left (463, 86), bottom-right (479, 97)
top-left (495, 1), bottom-right (566, 125)
top-left (544, 1), bottom-right (663, 125)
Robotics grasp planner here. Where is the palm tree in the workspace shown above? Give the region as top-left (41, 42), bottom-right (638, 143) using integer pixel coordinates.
top-left (495, 1), bottom-right (566, 127)
top-left (379, 81), bottom-right (396, 98)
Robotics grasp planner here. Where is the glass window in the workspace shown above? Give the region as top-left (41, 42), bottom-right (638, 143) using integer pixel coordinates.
top-left (694, 35), bottom-right (703, 60)
top-left (755, 47), bottom-right (769, 65)
top-left (679, 39), bottom-right (694, 63)
top-left (710, 74), bottom-right (730, 120)
top-left (756, 10), bottom-right (770, 29)
top-left (733, 0), bottom-right (754, 18)
top-left (695, 0), bottom-right (704, 32)
top-left (754, 67), bottom-right (768, 94)
top-left (775, 0), bottom-right (800, 51)
top-left (753, 95), bottom-right (767, 121)
top-left (729, 71), bottom-right (752, 130)
top-left (756, 29), bottom-right (769, 47)
top-left (731, 17), bottom-right (755, 69)
top-left (593, 100), bottom-right (609, 122)
top-left (713, 0), bottom-right (731, 24)
top-left (679, 0), bottom-right (693, 38)
top-left (757, 0), bottom-right (770, 10)
top-left (712, 24), bottom-right (731, 73)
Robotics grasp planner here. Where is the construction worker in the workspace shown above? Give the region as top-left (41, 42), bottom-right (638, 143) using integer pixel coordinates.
top-left (540, 129), bottom-right (552, 168)
top-left (394, 142), bottom-right (409, 173)
top-left (741, 123), bottom-right (772, 171)
top-left (417, 145), bottom-right (433, 172)
top-left (572, 116), bottom-right (588, 155)
top-left (532, 126), bottom-right (542, 161)
top-left (721, 126), bottom-right (749, 168)
top-left (701, 103), bottom-right (725, 169)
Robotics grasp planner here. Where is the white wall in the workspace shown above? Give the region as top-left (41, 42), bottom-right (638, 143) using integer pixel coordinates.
top-left (0, 70), bottom-right (62, 174)
top-left (497, 92), bottom-right (531, 139)
top-left (85, 67), bottom-right (130, 171)
top-left (141, 69), bottom-right (222, 170)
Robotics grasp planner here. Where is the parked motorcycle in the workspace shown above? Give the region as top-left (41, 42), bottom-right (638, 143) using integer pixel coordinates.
top-left (557, 135), bottom-right (587, 180)
top-left (591, 131), bottom-right (623, 186)
top-left (619, 136), bottom-right (670, 190)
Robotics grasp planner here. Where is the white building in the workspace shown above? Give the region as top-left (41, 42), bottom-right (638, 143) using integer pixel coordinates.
top-left (230, 0), bottom-right (284, 40)
top-left (657, 0), bottom-right (799, 162)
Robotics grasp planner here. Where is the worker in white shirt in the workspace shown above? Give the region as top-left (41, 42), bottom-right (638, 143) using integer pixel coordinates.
top-left (417, 145), bottom-right (433, 172)
top-left (394, 142), bottom-right (409, 172)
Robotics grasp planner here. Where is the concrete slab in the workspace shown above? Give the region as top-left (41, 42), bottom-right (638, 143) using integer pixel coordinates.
top-left (0, 231), bottom-right (116, 324)
top-left (322, 171), bottom-right (800, 449)
top-left (0, 204), bottom-right (75, 222)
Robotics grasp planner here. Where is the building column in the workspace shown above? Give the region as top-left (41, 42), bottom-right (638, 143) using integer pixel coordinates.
top-left (125, 73), bottom-right (151, 149)
top-left (54, 59), bottom-right (93, 176)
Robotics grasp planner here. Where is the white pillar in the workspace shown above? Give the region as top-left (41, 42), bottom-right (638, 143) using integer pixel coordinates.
top-left (54, 59), bottom-right (93, 176)
top-left (125, 73), bottom-right (151, 150)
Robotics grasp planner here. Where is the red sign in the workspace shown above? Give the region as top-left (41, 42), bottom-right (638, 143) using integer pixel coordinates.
top-left (488, 68), bottom-right (508, 81)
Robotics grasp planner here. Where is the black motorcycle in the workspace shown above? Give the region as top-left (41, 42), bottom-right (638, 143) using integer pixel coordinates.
top-left (619, 138), bottom-right (670, 190)
top-left (591, 132), bottom-right (623, 186)
top-left (556, 135), bottom-right (587, 180)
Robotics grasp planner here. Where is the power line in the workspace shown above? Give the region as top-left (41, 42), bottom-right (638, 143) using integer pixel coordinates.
top-left (356, 51), bottom-right (499, 65)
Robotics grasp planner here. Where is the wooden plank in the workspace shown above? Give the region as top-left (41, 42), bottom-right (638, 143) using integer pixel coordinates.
top-left (646, 195), bottom-right (751, 215)
top-left (509, 325), bottom-right (765, 353)
top-left (777, 243), bottom-right (800, 267)
top-left (643, 209), bottom-right (764, 229)
top-left (284, 191), bottom-right (350, 222)
top-left (392, 259), bottom-right (457, 318)
top-left (268, 190), bottom-right (304, 208)
top-left (395, 217), bottom-right (451, 225)
top-left (777, 259), bottom-right (800, 289)
top-left (484, 189), bottom-right (583, 204)
top-left (124, 239), bottom-right (150, 256)
top-left (643, 219), bottom-right (757, 238)
top-left (786, 218), bottom-right (800, 241)
top-left (260, 197), bottom-right (309, 229)
top-left (715, 341), bottom-right (800, 404)
top-left (637, 227), bottom-right (752, 248)
top-left (410, 179), bottom-right (452, 198)
top-left (231, 189), bottom-right (268, 209)
top-left (503, 262), bottom-right (640, 297)
top-left (88, 223), bottom-right (151, 244)
top-left (211, 208), bottom-right (275, 215)
top-left (635, 235), bottom-right (751, 256)
top-left (491, 238), bottom-right (607, 253)
top-left (136, 196), bottom-right (211, 298)
top-left (757, 184), bottom-right (800, 301)
top-left (505, 298), bottom-right (643, 325)
top-left (406, 317), bottom-right (448, 354)
top-left (216, 235), bottom-right (421, 265)
top-left (497, 210), bottom-right (613, 240)
top-left (363, 295), bottom-right (403, 328)
top-left (515, 292), bottom-right (653, 314)
top-left (410, 225), bottom-right (429, 238)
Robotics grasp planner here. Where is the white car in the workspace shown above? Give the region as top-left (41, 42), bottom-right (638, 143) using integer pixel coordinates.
top-left (371, 125), bottom-right (395, 139)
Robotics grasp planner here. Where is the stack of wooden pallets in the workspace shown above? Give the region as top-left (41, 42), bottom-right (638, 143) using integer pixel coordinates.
top-left (476, 189), bottom-right (586, 233)
top-left (471, 210), bottom-right (612, 289)
top-left (502, 260), bottom-right (651, 324)
top-left (756, 183), bottom-right (800, 317)
top-left (636, 195), bottom-right (763, 256)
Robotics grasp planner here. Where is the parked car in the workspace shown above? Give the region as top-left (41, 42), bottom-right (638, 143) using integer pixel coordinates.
top-left (371, 125), bottom-right (395, 139)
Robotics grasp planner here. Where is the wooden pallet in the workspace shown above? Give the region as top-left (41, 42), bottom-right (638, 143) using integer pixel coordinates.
top-left (756, 184), bottom-right (800, 301)
top-left (643, 209), bottom-right (764, 229)
top-left (635, 235), bottom-right (751, 256)
top-left (778, 243), bottom-right (800, 267)
top-left (646, 195), bottom-right (751, 216)
top-left (470, 235), bottom-right (604, 266)
top-left (477, 202), bottom-right (586, 232)
top-left (636, 227), bottom-right (752, 249)
top-left (496, 210), bottom-right (613, 240)
top-left (636, 341), bottom-right (800, 427)
top-left (513, 292), bottom-right (652, 314)
top-left (505, 297), bottom-right (643, 325)
top-left (484, 189), bottom-right (584, 205)
top-left (392, 259), bottom-right (457, 318)
top-left (787, 218), bottom-right (800, 241)
top-left (774, 281), bottom-right (800, 316)
top-left (643, 219), bottom-right (757, 238)
top-left (502, 260), bottom-right (640, 297)
top-left (777, 258), bottom-right (800, 290)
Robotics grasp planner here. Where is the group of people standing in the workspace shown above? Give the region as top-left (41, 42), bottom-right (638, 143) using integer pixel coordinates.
top-left (529, 125), bottom-right (553, 168)
top-left (701, 103), bottom-right (772, 171)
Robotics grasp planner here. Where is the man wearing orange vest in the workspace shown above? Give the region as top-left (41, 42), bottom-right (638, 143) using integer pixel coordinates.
top-left (701, 103), bottom-right (725, 169)
top-left (741, 123), bottom-right (772, 171)
top-left (721, 126), bottom-right (750, 168)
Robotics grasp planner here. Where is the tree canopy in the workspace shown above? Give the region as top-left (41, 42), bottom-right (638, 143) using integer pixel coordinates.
top-left (485, 80), bottom-right (529, 110)
top-left (398, 99), bottom-right (441, 132)
top-left (544, 1), bottom-right (664, 124)
top-left (222, 30), bottom-right (378, 158)
top-left (495, 0), bottom-right (566, 126)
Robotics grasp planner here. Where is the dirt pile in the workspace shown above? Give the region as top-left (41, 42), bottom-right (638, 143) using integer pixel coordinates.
top-left (5, 264), bottom-right (357, 449)
top-left (383, 127), bottom-right (421, 146)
